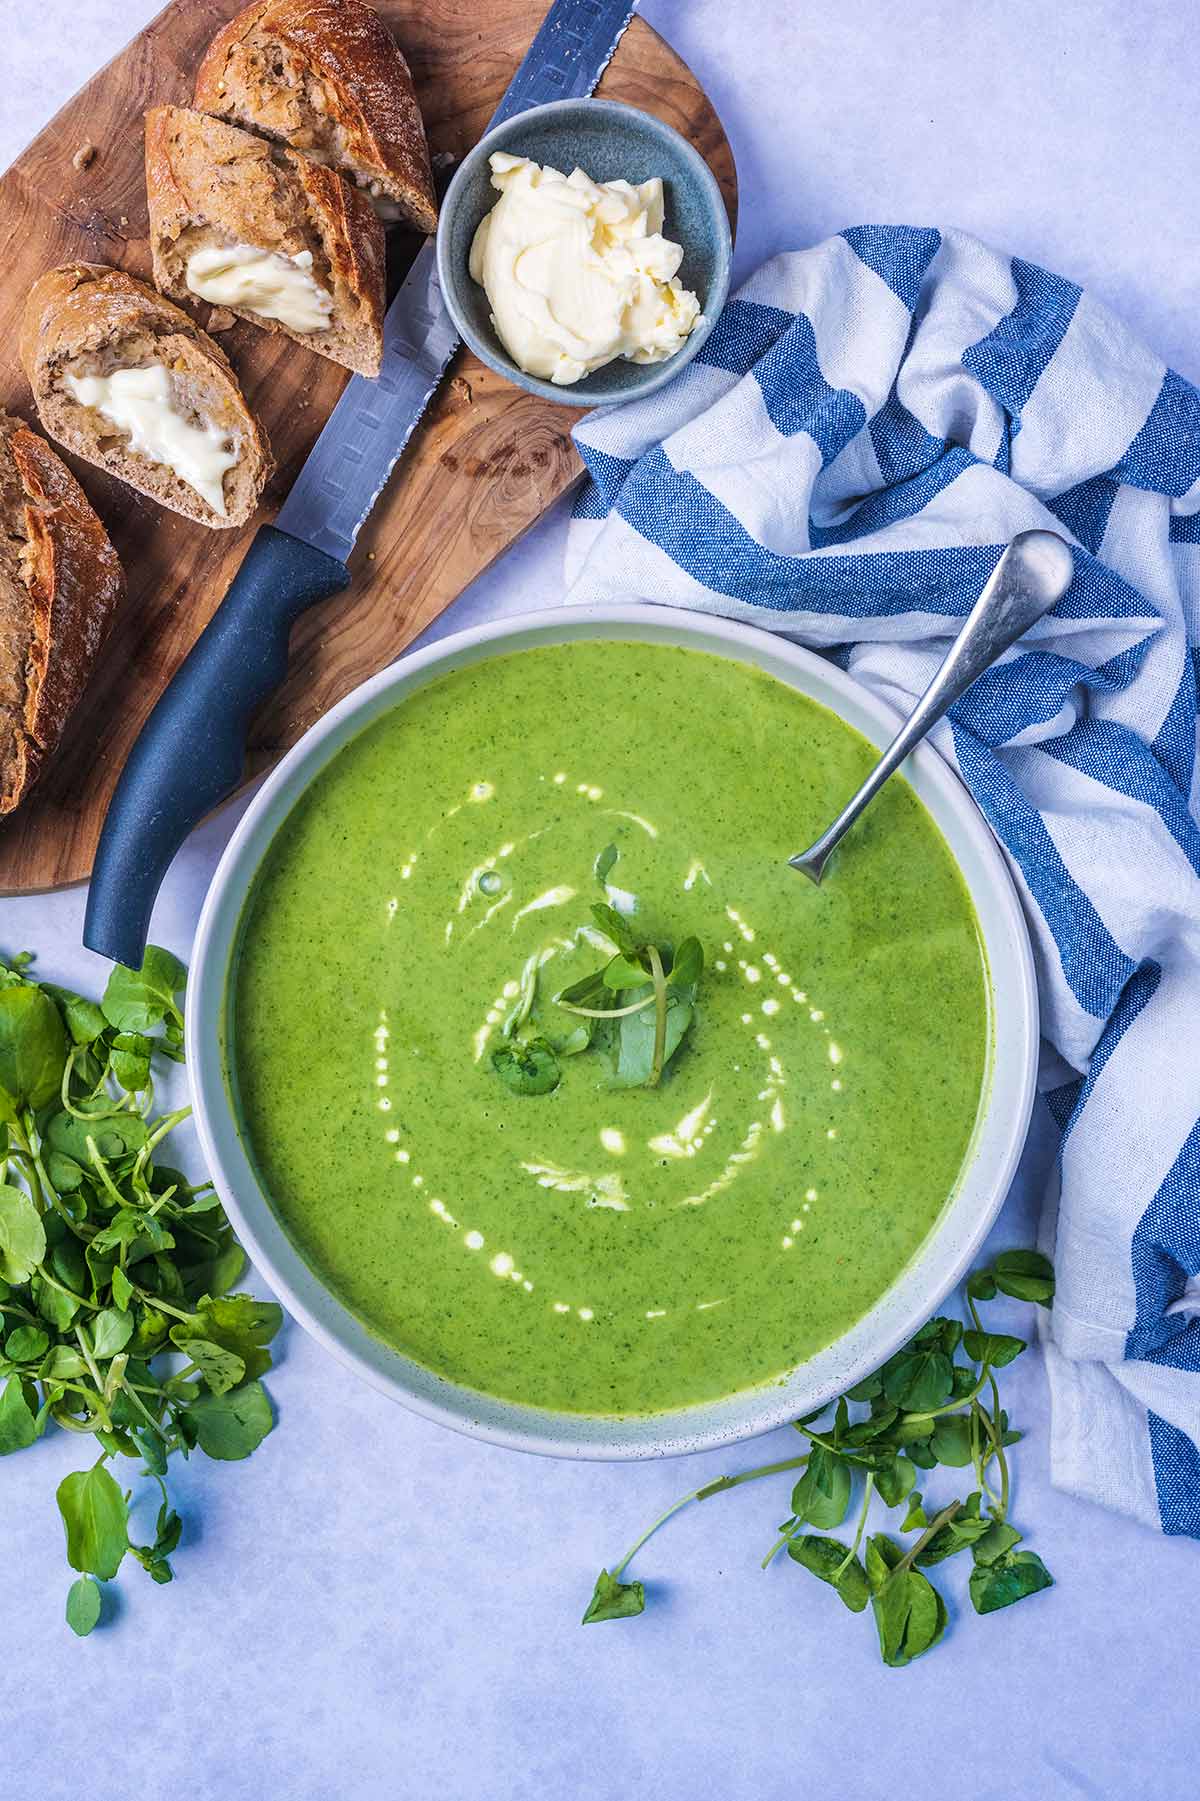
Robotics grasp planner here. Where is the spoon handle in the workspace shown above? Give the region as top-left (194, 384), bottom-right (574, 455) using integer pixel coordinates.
top-left (790, 529), bottom-right (1074, 883)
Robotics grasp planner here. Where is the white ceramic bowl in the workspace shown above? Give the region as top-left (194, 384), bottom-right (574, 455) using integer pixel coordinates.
top-left (188, 606), bottom-right (1038, 1462)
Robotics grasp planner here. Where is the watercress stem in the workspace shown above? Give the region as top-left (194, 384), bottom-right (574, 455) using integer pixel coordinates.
top-left (834, 1472), bottom-right (874, 1579)
top-left (613, 1452), bottom-right (812, 1581)
top-left (119, 1378), bottom-right (171, 1442)
top-left (646, 944), bottom-right (667, 1088)
top-left (894, 1499), bottom-right (962, 1574)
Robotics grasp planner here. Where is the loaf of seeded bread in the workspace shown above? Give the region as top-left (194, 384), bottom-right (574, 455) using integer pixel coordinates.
top-left (145, 104), bottom-right (386, 377)
top-left (0, 411), bottom-right (124, 815)
top-left (21, 264), bottom-right (272, 529)
top-left (193, 0), bottom-right (437, 233)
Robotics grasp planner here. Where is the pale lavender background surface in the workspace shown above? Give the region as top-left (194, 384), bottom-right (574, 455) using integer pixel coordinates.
top-left (2, 3), bottom-right (1195, 1796)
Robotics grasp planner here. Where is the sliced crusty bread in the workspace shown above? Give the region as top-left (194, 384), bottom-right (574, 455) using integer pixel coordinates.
top-left (193, 0), bottom-right (437, 233)
top-left (0, 410), bottom-right (124, 815)
top-left (21, 263), bottom-right (272, 530)
top-left (145, 104), bottom-right (385, 378)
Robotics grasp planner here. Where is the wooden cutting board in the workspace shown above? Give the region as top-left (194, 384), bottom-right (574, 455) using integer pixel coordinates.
top-left (0, 1), bottom-right (736, 893)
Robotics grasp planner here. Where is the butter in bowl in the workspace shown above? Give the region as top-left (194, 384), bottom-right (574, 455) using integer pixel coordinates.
top-left (436, 98), bottom-right (733, 406)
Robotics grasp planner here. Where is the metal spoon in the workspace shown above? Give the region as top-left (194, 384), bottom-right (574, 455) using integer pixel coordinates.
top-left (789, 528), bottom-right (1075, 884)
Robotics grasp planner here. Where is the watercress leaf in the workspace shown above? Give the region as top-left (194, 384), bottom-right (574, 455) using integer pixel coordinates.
top-left (491, 1038), bottom-right (560, 1097)
top-left (845, 1371), bottom-right (882, 1402)
top-left (967, 1268), bottom-right (998, 1301)
top-left (42, 984), bottom-right (108, 1046)
top-left (972, 1520), bottom-right (1022, 1566)
top-left (900, 1491), bottom-right (927, 1533)
top-left (0, 982), bottom-right (68, 1116)
top-left (553, 968), bottom-right (610, 1009)
top-left (991, 1249), bottom-right (1055, 1306)
top-left (32, 1272), bottom-right (78, 1330)
top-left (554, 1024), bottom-right (592, 1058)
top-left (131, 1548), bottom-right (175, 1586)
top-left (842, 1406), bottom-right (898, 1446)
top-left (865, 1533), bottom-right (903, 1594)
top-left (45, 1109), bottom-right (148, 1164)
top-left (888, 1414), bottom-right (936, 1448)
top-left (171, 1294), bottom-right (283, 1387)
top-left (131, 1500), bottom-right (182, 1584)
top-left (4, 1324), bottom-right (48, 1363)
top-left (874, 1455), bottom-right (917, 1509)
top-left (929, 1415), bottom-right (974, 1467)
top-left (101, 946), bottom-right (186, 1034)
top-left (89, 1307), bottom-right (133, 1360)
top-left (57, 1462), bottom-right (128, 1579)
top-left (669, 937), bottom-right (704, 989)
top-left (615, 993), bottom-right (693, 1087)
top-left (880, 1340), bottom-right (954, 1412)
top-left (45, 1150), bottom-right (84, 1193)
top-left (185, 1237), bottom-right (245, 1304)
top-left (110, 1032), bottom-right (153, 1093)
top-left (95, 1426), bottom-right (137, 1459)
top-left (962, 1329), bottom-right (1027, 1368)
top-left (0, 1183), bottom-right (46, 1284)
top-left (110, 1266), bottom-right (134, 1311)
top-left (134, 1427), bottom-right (168, 1477)
top-left (594, 844), bottom-right (619, 886)
top-left (872, 1566), bottom-right (947, 1667)
top-left (911, 1314), bottom-right (960, 1349)
top-left (951, 1364), bottom-right (978, 1399)
top-left (787, 1535), bottom-right (869, 1612)
top-left (590, 903), bottom-right (640, 960)
top-left (187, 1379), bottom-right (273, 1460)
top-left (602, 955), bottom-right (652, 992)
top-left (969, 1549), bottom-right (1054, 1614)
top-left (0, 1373), bottom-right (39, 1453)
top-left (582, 1567), bottom-right (644, 1624)
top-left (41, 1345), bottom-right (86, 1381)
top-left (791, 1444), bottom-right (852, 1529)
top-left (181, 1337), bottom-right (246, 1396)
top-left (66, 1575), bottom-right (103, 1636)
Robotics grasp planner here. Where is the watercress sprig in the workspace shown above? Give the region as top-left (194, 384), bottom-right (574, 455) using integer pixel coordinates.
top-left (583, 1250), bottom-right (1055, 1664)
top-left (490, 845), bottom-right (703, 1095)
top-left (0, 948), bottom-right (279, 1636)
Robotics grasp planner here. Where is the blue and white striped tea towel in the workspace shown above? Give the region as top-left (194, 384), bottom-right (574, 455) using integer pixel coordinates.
top-left (564, 227), bottom-right (1200, 1537)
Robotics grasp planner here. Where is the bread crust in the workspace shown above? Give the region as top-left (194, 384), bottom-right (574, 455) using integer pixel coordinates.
top-left (145, 104), bottom-right (385, 377)
top-left (0, 411), bottom-right (125, 815)
top-left (194, 0), bottom-right (437, 234)
top-left (20, 262), bottom-right (273, 529)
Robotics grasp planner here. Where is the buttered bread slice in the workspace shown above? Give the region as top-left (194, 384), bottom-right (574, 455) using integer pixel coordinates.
top-left (146, 104), bottom-right (385, 377)
top-left (21, 264), bottom-right (272, 529)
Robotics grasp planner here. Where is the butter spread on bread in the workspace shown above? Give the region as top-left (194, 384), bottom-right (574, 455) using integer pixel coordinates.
top-left (64, 366), bottom-right (241, 518)
top-left (185, 243), bottom-right (333, 334)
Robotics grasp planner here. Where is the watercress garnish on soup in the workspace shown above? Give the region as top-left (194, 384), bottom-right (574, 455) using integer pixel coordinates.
top-left (0, 948), bottom-right (277, 1636)
top-left (490, 846), bottom-right (704, 1096)
top-left (583, 1252), bottom-right (1056, 1666)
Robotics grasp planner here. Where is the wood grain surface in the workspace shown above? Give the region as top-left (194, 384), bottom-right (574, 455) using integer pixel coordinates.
top-left (0, 0), bottom-right (736, 893)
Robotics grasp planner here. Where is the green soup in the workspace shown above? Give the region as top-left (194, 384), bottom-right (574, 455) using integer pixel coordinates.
top-left (230, 641), bottom-right (988, 1417)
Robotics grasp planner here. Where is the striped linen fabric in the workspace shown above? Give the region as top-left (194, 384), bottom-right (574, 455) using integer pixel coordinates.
top-left (564, 227), bottom-right (1200, 1536)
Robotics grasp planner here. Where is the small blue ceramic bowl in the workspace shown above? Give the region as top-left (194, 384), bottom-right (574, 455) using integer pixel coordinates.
top-left (435, 97), bottom-right (733, 407)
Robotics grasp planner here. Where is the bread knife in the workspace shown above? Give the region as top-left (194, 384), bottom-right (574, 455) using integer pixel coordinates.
top-left (83, 0), bottom-right (636, 968)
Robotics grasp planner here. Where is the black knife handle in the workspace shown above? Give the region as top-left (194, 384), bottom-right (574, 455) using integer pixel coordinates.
top-left (83, 525), bottom-right (350, 969)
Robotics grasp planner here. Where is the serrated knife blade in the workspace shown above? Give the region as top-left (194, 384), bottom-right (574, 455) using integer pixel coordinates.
top-left (274, 0), bottom-right (637, 563)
